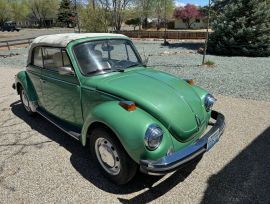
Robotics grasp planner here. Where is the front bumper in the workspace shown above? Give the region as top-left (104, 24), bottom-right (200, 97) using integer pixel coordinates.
top-left (140, 110), bottom-right (225, 175)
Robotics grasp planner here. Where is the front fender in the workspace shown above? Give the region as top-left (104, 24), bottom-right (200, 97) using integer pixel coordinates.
top-left (81, 101), bottom-right (174, 163)
top-left (192, 85), bottom-right (208, 101)
top-left (15, 70), bottom-right (38, 102)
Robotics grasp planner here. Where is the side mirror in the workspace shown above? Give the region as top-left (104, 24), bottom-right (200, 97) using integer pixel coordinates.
top-left (58, 67), bottom-right (74, 75)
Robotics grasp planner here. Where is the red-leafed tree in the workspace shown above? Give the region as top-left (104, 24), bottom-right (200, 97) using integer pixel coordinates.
top-left (173, 4), bottom-right (203, 29)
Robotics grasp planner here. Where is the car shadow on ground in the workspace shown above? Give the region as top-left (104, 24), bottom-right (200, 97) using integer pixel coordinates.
top-left (202, 126), bottom-right (270, 203)
top-left (10, 100), bottom-right (201, 203)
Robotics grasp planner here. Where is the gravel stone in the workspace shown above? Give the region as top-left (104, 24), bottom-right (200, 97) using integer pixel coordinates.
top-left (1, 39), bottom-right (269, 101)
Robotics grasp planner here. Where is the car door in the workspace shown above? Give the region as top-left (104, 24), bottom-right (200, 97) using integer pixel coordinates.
top-left (41, 47), bottom-right (83, 127)
top-left (26, 47), bottom-right (44, 107)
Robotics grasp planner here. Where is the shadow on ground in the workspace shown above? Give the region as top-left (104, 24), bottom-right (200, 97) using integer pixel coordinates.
top-left (161, 42), bottom-right (204, 51)
top-left (202, 126), bottom-right (270, 203)
top-left (10, 100), bottom-right (200, 203)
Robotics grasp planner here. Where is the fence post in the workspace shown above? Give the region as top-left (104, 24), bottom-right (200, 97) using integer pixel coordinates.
top-left (6, 42), bottom-right (10, 51)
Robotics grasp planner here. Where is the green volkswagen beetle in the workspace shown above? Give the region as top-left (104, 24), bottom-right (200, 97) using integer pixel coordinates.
top-left (13, 33), bottom-right (225, 184)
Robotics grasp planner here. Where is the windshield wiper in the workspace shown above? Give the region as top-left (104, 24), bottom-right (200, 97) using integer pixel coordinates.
top-left (112, 68), bottom-right (125, 72)
top-left (125, 63), bottom-right (142, 69)
top-left (86, 68), bottom-right (113, 75)
top-left (111, 64), bottom-right (142, 73)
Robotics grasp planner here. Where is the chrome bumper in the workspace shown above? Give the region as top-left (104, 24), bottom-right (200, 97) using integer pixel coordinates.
top-left (140, 111), bottom-right (225, 175)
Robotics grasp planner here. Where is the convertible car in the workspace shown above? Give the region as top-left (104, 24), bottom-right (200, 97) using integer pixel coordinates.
top-left (13, 33), bottom-right (225, 184)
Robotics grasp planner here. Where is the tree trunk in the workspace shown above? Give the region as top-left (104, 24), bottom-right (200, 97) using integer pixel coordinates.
top-left (143, 17), bottom-right (148, 29)
top-left (92, 0), bottom-right (95, 10)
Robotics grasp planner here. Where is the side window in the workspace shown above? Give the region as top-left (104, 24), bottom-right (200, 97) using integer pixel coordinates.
top-left (42, 48), bottom-right (72, 70)
top-left (32, 47), bottom-right (43, 67)
top-left (42, 48), bottom-right (62, 70)
top-left (62, 50), bottom-right (72, 67)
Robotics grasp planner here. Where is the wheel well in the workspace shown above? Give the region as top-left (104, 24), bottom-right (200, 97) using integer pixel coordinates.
top-left (87, 122), bottom-right (115, 138)
top-left (16, 82), bottom-right (22, 95)
top-left (86, 121), bottom-right (138, 165)
top-left (86, 121), bottom-right (122, 147)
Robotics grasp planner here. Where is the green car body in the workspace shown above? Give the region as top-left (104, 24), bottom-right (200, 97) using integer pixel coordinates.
top-left (13, 33), bottom-right (225, 184)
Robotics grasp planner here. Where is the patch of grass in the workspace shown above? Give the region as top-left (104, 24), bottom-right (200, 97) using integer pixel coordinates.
top-left (203, 60), bottom-right (215, 67)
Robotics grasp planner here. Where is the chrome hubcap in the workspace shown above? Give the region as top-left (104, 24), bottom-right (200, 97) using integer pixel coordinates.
top-left (21, 90), bottom-right (30, 111)
top-left (95, 138), bottom-right (121, 175)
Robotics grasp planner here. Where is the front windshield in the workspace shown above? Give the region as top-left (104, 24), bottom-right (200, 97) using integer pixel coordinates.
top-left (73, 39), bottom-right (142, 75)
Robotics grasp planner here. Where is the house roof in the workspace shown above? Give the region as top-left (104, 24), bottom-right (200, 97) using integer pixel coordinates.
top-left (27, 33), bottom-right (127, 65)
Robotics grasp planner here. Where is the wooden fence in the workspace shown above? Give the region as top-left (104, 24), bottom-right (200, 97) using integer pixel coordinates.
top-left (0, 38), bottom-right (34, 50)
top-left (0, 31), bottom-right (207, 51)
top-left (117, 31), bottom-right (207, 40)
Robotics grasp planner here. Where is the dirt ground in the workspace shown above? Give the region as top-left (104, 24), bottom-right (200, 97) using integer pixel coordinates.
top-left (0, 66), bottom-right (269, 203)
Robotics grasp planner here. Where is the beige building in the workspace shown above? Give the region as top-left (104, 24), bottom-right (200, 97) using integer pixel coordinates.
top-left (174, 18), bottom-right (207, 29)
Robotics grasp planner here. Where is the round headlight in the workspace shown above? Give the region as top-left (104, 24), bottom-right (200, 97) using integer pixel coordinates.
top-left (144, 124), bottom-right (163, 150)
top-left (204, 94), bottom-right (216, 111)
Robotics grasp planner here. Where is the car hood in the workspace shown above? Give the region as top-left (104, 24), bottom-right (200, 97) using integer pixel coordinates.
top-left (94, 68), bottom-right (206, 142)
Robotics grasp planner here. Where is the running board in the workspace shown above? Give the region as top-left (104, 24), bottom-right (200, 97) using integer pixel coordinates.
top-left (36, 108), bottom-right (81, 140)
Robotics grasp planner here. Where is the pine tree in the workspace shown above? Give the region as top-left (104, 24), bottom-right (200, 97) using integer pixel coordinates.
top-left (208, 0), bottom-right (270, 57)
top-left (57, 0), bottom-right (75, 27)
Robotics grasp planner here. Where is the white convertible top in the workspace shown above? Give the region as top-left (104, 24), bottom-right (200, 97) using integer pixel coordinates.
top-left (27, 33), bottom-right (127, 65)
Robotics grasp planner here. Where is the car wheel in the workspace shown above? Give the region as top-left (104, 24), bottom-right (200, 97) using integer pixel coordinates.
top-left (19, 87), bottom-right (35, 116)
top-left (90, 128), bottom-right (137, 185)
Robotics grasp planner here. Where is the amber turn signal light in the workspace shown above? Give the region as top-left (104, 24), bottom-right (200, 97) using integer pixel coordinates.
top-left (184, 79), bottom-right (195, 85)
top-left (119, 101), bottom-right (136, 111)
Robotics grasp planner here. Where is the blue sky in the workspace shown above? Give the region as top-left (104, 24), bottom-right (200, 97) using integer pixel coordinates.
top-left (175, 0), bottom-right (209, 7)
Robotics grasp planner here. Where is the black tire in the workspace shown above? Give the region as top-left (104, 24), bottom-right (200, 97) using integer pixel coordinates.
top-left (19, 86), bottom-right (35, 116)
top-left (90, 128), bottom-right (137, 185)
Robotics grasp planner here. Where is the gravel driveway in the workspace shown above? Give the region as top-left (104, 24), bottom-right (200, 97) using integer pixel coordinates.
top-left (0, 37), bottom-right (270, 203)
top-left (1, 39), bottom-right (270, 101)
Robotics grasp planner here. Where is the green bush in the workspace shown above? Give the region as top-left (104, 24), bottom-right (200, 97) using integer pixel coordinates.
top-left (208, 0), bottom-right (270, 57)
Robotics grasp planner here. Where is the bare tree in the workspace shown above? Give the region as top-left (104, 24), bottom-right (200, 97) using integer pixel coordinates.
top-left (136, 0), bottom-right (154, 29)
top-left (96, 0), bottom-right (133, 31)
top-left (80, 1), bottom-right (110, 32)
top-left (28, 0), bottom-right (58, 28)
top-left (0, 0), bottom-right (12, 26)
